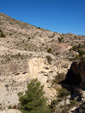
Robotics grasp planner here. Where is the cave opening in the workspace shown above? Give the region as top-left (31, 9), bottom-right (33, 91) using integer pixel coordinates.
top-left (64, 69), bottom-right (82, 86)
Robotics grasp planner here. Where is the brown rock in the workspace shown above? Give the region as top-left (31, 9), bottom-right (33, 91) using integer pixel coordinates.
top-left (64, 59), bottom-right (85, 88)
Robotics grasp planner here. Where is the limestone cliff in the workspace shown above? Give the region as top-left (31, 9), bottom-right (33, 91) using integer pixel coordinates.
top-left (64, 59), bottom-right (85, 88)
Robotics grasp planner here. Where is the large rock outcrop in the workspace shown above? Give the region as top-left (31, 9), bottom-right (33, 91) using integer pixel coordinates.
top-left (64, 59), bottom-right (85, 88)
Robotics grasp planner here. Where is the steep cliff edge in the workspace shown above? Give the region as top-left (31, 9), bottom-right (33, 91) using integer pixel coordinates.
top-left (64, 59), bottom-right (85, 88)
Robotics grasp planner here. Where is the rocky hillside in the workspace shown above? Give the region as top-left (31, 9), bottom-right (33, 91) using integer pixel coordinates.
top-left (0, 13), bottom-right (85, 113)
top-left (0, 13), bottom-right (85, 58)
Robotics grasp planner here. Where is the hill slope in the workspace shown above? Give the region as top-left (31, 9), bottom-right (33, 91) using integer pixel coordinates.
top-left (0, 13), bottom-right (85, 112)
top-left (0, 13), bottom-right (85, 58)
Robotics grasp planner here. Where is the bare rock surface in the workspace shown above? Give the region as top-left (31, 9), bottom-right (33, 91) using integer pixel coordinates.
top-left (0, 109), bottom-right (21, 113)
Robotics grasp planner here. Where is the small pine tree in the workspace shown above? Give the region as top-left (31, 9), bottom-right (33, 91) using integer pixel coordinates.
top-left (18, 79), bottom-right (51, 113)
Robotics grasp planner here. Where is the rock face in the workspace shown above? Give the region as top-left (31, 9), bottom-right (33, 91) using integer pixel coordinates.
top-left (73, 102), bottom-right (85, 113)
top-left (64, 59), bottom-right (85, 88)
top-left (79, 59), bottom-right (85, 87)
top-left (0, 109), bottom-right (21, 113)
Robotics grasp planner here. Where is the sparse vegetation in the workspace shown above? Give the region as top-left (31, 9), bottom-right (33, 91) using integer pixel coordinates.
top-left (0, 13), bottom-right (85, 112)
top-left (12, 53), bottom-right (28, 60)
top-left (1, 53), bottom-right (28, 64)
top-left (70, 44), bottom-right (85, 57)
top-left (78, 49), bottom-right (85, 56)
top-left (70, 44), bottom-right (83, 51)
top-left (71, 46), bottom-right (77, 51)
top-left (58, 37), bottom-right (64, 42)
top-left (50, 88), bottom-right (70, 113)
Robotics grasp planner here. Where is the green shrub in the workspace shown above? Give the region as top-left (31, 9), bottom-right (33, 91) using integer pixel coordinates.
top-left (61, 107), bottom-right (69, 113)
top-left (70, 45), bottom-right (85, 57)
top-left (50, 100), bottom-right (56, 112)
top-left (18, 79), bottom-right (51, 113)
top-left (74, 36), bottom-right (77, 38)
top-left (46, 55), bottom-right (53, 64)
top-left (58, 37), bottom-right (64, 42)
top-left (69, 100), bottom-right (77, 108)
top-left (0, 29), bottom-right (6, 37)
top-left (53, 73), bottom-right (65, 84)
top-left (57, 88), bottom-right (70, 98)
top-left (78, 49), bottom-right (85, 56)
top-left (70, 46), bottom-right (77, 51)
top-left (50, 98), bottom-right (62, 112)
top-left (47, 48), bottom-right (52, 53)
top-left (8, 105), bottom-right (12, 109)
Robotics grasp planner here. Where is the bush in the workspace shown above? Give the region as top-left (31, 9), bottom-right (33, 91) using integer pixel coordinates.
top-left (18, 79), bottom-right (51, 113)
top-left (46, 55), bottom-right (53, 64)
top-left (69, 100), bottom-right (77, 108)
top-left (0, 29), bottom-right (6, 37)
top-left (71, 46), bottom-right (77, 51)
top-left (47, 48), bottom-right (52, 53)
top-left (70, 45), bottom-right (85, 57)
top-left (57, 88), bottom-right (70, 98)
top-left (53, 73), bottom-right (65, 84)
top-left (58, 37), bottom-right (64, 42)
top-left (78, 49), bottom-right (85, 56)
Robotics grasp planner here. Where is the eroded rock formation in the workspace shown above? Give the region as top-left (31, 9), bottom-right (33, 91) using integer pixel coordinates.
top-left (64, 59), bottom-right (85, 88)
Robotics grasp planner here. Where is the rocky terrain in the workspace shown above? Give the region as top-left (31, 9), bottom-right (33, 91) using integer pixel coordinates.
top-left (0, 13), bottom-right (85, 113)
